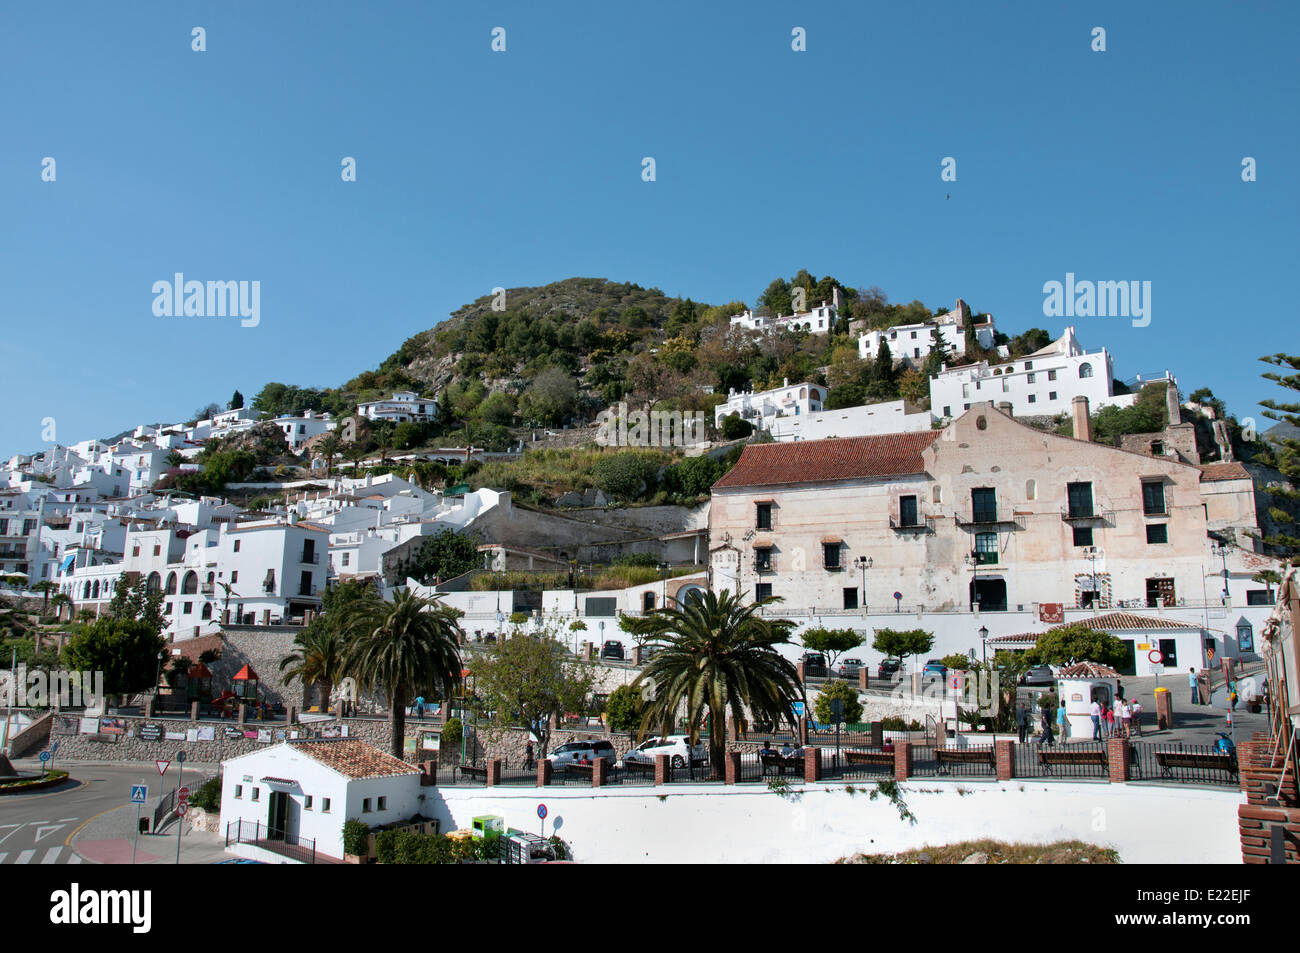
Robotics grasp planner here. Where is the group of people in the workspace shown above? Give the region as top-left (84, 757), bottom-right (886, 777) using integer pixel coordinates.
top-left (758, 741), bottom-right (806, 760)
top-left (1016, 693), bottom-right (1143, 747)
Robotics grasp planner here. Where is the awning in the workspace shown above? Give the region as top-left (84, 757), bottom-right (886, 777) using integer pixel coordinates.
top-left (260, 777), bottom-right (300, 787)
top-left (821, 537), bottom-right (843, 544)
top-left (59, 554), bottom-right (76, 572)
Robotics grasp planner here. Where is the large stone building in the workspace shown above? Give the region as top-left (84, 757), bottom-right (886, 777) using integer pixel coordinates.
top-left (709, 400), bottom-right (1269, 621)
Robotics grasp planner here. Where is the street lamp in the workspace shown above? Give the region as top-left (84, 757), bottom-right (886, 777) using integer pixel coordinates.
top-left (1083, 545), bottom-right (1100, 611)
top-left (965, 550), bottom-right (981, 611)
top-left (1210, 540), bottom-right (1231, 606)
top-left (154, 650), bottom-right (166, 709)
top-left (979, 625), bottom-right (989, 666)
top-left (854, 555), bottom-right (872, 616)
top-left (658, 561), bottom-right (670, 609)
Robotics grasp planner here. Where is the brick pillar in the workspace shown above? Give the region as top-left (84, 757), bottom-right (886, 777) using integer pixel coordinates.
top-left (1237, 734), bottom-right (1300, 863)
top-left (238, 703), bottom-right (246, 726)
top-left (537, 760), bottom-right (552, 787)
top-left (797, 661), bottom-right (807, 683)
top-left (799, 715), bottom-right (809, 745)
top-left (633, 645), bottom-right (643, 666)
top-left (995, 739), bottom-right (1016, 781)
top-left (858, 668), bottom-right (870, 691)
top-left (727, 717), bottom-right (738, 743)
top-left (286, 707), bottom-right (296, 726)
top-left (654, 753), bottom-right (670, 786)
top-left (803, 746), bottom-right (821, 783)
top-left (487, 758), bottom-right (502, 786)
top-left (592, 758), bottom-right (608, 787)
top-left (1107, 736), bottom-right (1131, 782)
top-left (1239, 805), bottom-right (1300, 863)
top-left (190, 701), bottom-right (200, 722)
top-left (870, 721), bottom-right (883, 748)
top-left (894, 741), bottom-right (913, 781)
top-left (419, 762), bottom-right (437, 786)
top-left (1154, 688), bottom-right (1174, 730)
top-left (144, 697), bottom-right (154, 718)
top-left (725, 751), bottom-right (740, 785)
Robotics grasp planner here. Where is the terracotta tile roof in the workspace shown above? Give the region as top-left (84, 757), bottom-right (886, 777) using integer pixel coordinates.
top-left (991, 611), bottom-right (1201, 644)
top-left (288, 739), bottom-right (419, 779)
top-left (712, 431), bottom-right (942, 490)
top-left (1058, 661), bottom-right (1123, 678)
top-left (1198, 462), bottom-right (1252, 482)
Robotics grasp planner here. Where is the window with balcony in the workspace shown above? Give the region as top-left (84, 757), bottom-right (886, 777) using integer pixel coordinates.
top-left (1142, 481), bottom-right (1166, 515)
top-left (1072, 526), bottom-right (1094, 547)
top-left (974, 532), bottom-right (998, 565)
top-left (299, 571), bottom-right (313, 596)
top-left (823, 543), bottom-right (841, 570)
top-left (971, 488), bottom-right (997, 523)
top-left (755, 548), bottom-right (773, 573)
top-left (756, 503), bottom-right (772, 530)
top-left (756, 582), bottom-right (772, 600)
top-left (1067, 482), bottom-right (1094, 518)
top-left (899, 495), bottom-right (919, 527)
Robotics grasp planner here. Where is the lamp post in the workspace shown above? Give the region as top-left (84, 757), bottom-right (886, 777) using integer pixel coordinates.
top-left (658, 561), bottom-right (670, 610)
top-left (1211, 540), bottom-right (1230, 606)
top-left (154, 650), bottom-right (166, 710)
top-left (854, 555), bottom-right (872, 616)
top-left (979, 625), bottom-right (989, 666)
top-left (1083, 545), bottom-right (1100, 610)
top-left (966, 550), bottom-right (980, 611)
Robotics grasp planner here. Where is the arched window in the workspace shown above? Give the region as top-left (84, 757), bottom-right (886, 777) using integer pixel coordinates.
top-left (165, 572), bottom-right (177, 595)
top-left (83, 581), bottom-right (91, 599)
top-left (92, 580), bottom-right (100, 598)
top-left (207, 571), bottom-right (215, 586)
top-left (1025, 479), bottom-right (1037, 500)
top-left (201, 603), bottom-right (213, 620)
top-left (182, 571), bottom-right (198, 594)
top-left (643, 592), bottom-right (656, 612)
top-left (146, 572), bottom-right (161, 595)
top-left (1079, 363), bottom-right (1094, 379)
top-left (800, 387), bottom-right (807, 399)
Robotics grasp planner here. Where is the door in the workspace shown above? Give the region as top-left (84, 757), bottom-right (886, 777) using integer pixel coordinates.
top-left (1146, 578), bottom-right (1175, 608)
top-left (267, 791), bottom-right (288, 840)
top-left (1158, 638), bottom-right (1178, 668)
top-left (970, 578), bottom-right (1007, 611)
top-left (1117, 640), bottom-right (1136, 676)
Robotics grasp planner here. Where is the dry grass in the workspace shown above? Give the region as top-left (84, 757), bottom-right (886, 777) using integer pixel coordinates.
top-left (836, 839), bottom-right (1119, 865)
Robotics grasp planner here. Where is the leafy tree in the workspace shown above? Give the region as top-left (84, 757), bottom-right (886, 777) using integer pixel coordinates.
top-left (719, 415), bottom-right (753, 440)
top-left (1255, 353), bottom-right (1300, 556)
top-left (604, 684), bottom-right (643, 733)
top-left (662, 454), bottom-right (725, 498)
top-left (813, 679), bottom-right (863, 725)
top-left (758, 278), bottom-right (793, 318)
top-left (106, 577), bottom-right (166, 635)
top-left (871, 628), bottom-right (934, 672)
top-left (938, 653), bottom-right (974, 670)
top-left (404, 530), bottom-right (480, 585)
top-left (1024, 624), bottom-right (1127, 669)
top-left (339, 589), bottom-right (464, 759)
top-left (62, 618), bottom-right (166, 697)
top-left (470, 625), bottom-right (597, 758)
top-left (279, 618), bottom-right (346, 712)
top-left (592, 451), bottom-right (657, 501)
top-left (1090, 382), bottom-right (1170, 441)
top-left (521, 368), bottom-right (577, 425)
top-left (800, 627), bottom-right (863, 670)
top-left (621, 590), bottom-right (802, 777)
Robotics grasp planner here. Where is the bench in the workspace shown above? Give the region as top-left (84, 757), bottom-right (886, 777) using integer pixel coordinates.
top-left (1154, 751), bottom-right (1238, 780)
top-left (1038, 749), bottom-right (1107, 774)
top-left (935, 747), bottom-right (996, 774)
top-left (457, 764), bottom-right (488, 782)
top-left (760, 753), bottom-right (804, 776)
top-left (563, 763), bottom-right (595, 778)
top-left (844, 750), bottom-right (895, 768)
top-left (620, 759), bottom-right (655, 775)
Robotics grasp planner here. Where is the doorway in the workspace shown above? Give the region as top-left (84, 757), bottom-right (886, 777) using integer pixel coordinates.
top-left (1146, 577), bottom-right (1176, 608)
top-left (268, 791), bottom-right (289, 841)
top-left (970, 578), bottom-right (1007, 612)
top-left (1158, 638), bottom-right (1178, 668)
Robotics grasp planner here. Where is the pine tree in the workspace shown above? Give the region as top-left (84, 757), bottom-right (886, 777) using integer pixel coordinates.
top-left (1255, 353), bottom-right (1300, 558)
top-left (229, 389), bottom-right (244, 410)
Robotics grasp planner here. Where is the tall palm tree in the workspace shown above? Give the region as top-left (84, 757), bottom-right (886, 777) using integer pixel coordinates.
top-left (339, 588), bottom-right (464, 760)
top-left (279, 620), bottom-right (345, 713)
top-left (622, 590), bottom-right (802, 778)
top-left (31, 580), bottom-right (55, 616)
top-left (316, 432), bottom-right (341, 477)
top-left (1253, 569), bottom-right (1283, 603)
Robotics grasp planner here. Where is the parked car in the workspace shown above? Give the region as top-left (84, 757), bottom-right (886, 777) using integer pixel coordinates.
top-left (621, 734), bottom-right (708, 769)
top-left (639, 643), bottom-right (663, 662)
top-left (600, 640), bottom-right (624, 661)
top-left (837, 657), bottom-right (865, 679)
top-left (877, 658), bottom-right (901, 679)
top-left (1020, 664), bottom-right (1056, 687)
top-left (922, 659), bottom-right (947, 680)
top-left (546, 739), bottom-right (617, 770)
top-left (799, 652), bottom-right (829, 678)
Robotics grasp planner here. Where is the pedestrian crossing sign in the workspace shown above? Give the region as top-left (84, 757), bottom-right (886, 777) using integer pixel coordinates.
top-left (130, 785), bottom-right (148, 804)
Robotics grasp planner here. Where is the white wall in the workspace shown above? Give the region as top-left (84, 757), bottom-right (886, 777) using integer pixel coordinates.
top-left (432, 780), bottom-right (1242, 864)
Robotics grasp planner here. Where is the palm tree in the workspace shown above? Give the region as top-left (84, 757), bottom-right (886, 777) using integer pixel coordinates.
top-left (316, 432), bottom-right (341, 477)
top-left (339, 588), bottom-right (464, 760)
top-left (621, 590), bottom-right (803, 778)
top-left (31, 580), bottom-right (56, 617)
top-left (279, 620), bottom-right (346, 713)
top-left (1253, 569), bottom-right (1283, 604)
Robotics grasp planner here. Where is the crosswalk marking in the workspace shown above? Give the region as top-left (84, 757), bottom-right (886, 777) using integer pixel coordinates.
top-left (0, 853), bottom-right (6, 864)
top-left (16, 850), bottom-right (34, 865)
top-left (40, 847), bottom-right (62, 864)
top-left (67, 853), bottom-right (81, 864)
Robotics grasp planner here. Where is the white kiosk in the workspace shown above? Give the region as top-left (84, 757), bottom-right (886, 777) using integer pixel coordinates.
top-left (1056, 662), bottom-right (1122, 743)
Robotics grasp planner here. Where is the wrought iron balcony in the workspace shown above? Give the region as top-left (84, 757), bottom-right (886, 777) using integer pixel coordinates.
top-left (890, 515), bottom-right (935, 533)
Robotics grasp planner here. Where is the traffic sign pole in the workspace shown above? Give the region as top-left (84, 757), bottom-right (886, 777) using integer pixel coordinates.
top-left (175, 751), bottom-right (186, 865)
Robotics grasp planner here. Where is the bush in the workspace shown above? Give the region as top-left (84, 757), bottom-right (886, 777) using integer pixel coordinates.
top-left (719, 414), bottom-right (753, 440)
top-left (939, 653), bottom-right (973, 671)
top-left (191, 776), bottom-right (221, 812)
top-left (441, 717), bottom-right (462, 748)
top-left (343, 818), bottom-right (371, 858)
top-left (813, 679), bottom-right (864, 724)
top-left (880, 716), bottom-right (924, 732)
top-left (605, 684), bottom-right (643, 732)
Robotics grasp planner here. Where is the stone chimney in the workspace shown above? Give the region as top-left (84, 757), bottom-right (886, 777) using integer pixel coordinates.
top-left (1164, 381), bottom-right (1180, 425)
top-left (954, 298), bottom-right (970, 327)
top-left (996, 402), bottom-right (1013, 418)
top-left (832, 286), bottom-right (842, 310)
top-left (1072, 396), bottom-right (1092, 442)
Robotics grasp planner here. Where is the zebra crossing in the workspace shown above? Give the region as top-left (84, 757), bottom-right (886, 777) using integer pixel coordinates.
top-left (0, 846), bottom-right (82, 864)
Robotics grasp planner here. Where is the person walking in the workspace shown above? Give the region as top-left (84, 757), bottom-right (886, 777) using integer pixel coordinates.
top-left (1017, 704), bottom-right (1029, 744)
top-left (1189, 667), bottom-right (1200, 705)
top-left (1056, 699), bottom-right (1069, 744)
top-left (1130, 698), bottom-right (1143, 736)
top-left (1119, 699), bottom-right (1132, 739)
top-left (1102, 701), bottom-right (1115, 738)
top-left (1090, 698), bottom-right (1103, 742)
top-left (1039, 705), bottom-right (1055, 747)
top-left (524, 741), bottom-right (535, 770)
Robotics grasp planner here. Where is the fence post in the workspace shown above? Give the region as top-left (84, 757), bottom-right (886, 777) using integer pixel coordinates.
top-left (894, 741), bottom-right (913, 781)
top-left (1154, 688), bottom-right (1174, 730)
top-left (803, 746), bottom-right (821, 783)
top-left (537, 760), bottom-right (552, 787)
top-left (1107, 737), bottom-right (1131, 783)
top-left (654, 754), bottom-right (669, 786)
top-left (870, 721), bottom-right (883, 748)
top-left (858, 668), bottom-right (870, 691)
top-left (995, 739), bottom-right (1016, 781)
top-left (190, 701), bottom-right (200, 722)
top-left (487, 758), bottom-right (502, 786)
top-left (591, 758), bottom-right (607, 788)
top-left (725, 751), bottom-right (740, 785)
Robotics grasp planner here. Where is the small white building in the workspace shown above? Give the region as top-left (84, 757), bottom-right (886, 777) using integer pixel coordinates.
top-left (858, 299), bottom-right (995, 366)
top-left (714, 379), bottom-right (827, 433)
top-left (221, 739), bottom-right (422, 862)
top-left (730, 301), bottom-right (838, 335)
top-left (273, 411), bottom-right (336, 451)
top-left (768, 399), bottom-right (933, 442)
top-left (356, 392), bottom-right (439, 424)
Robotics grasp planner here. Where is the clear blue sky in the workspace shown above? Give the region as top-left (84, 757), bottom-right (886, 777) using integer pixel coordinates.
top-left (2, 1), bottom-right (1296, 456)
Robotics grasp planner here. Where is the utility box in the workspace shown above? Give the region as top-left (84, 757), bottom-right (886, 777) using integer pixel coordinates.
top-left (471, 815), bottom-right (504, 840)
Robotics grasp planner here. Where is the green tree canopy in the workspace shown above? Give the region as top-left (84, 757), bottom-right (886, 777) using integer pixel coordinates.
top-left (813, 679), bottom-right (863, 725)
top-left (604, 683), bottom-right (643, 733)
top-left (1256, 353), bottom-right (1300, 557)
top-left (62, 618), bottom-right (166, 697)
top-left (1024, 624), bottom-right (1128, 669)
top-left (871, 628), bottom-right (934, 670)
top-left (800, 627), bottom-right (864, 669)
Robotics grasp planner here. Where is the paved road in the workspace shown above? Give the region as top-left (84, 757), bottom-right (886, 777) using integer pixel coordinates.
top-left (0, 759), bottom-right (224, 865)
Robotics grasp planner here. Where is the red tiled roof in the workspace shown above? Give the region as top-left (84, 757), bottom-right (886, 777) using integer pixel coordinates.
top-left (1199, 462), bottom-right (1251, 482)
top-left (288, 739), bottom-right (419, 779)
top-left (712, 432), bottom-right (941, 490)
top-left (1058, 662), bottom-right (1123, 678)
top-left (991, 611), bottom-right (1201, 644)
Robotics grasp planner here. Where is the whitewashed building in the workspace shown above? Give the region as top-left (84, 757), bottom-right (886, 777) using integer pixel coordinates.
top-left (356, 392), bottom-right (439, 424)
top-left (730, 301), bottom-right (839, 335)
top-left (858, 300), bottom-right (995, 366)
top-left (768, 399), bottom-right (933, 442)
top-left (714, 380), bottom-right (827, 433)
top-left (272, 411), bottom-right (337, 451)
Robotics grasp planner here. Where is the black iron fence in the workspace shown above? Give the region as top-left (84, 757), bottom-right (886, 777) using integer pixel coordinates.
top-left (153, 771), bottom-right (216, 832)
top-left (1014, 741), bottom-right (1112, 780)
top-left (225, 818), bottom-right (317, 864)
top-left (1130, 742), bottom-right (1239, 787)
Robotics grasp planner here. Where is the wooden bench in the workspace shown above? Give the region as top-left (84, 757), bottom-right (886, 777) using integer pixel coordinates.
top-left (563, 763), bottom-right (595, 778)
top-left (1038, 749), bottom-right (1107, 774)
top-left (760, 753), bottom-right (804, 776)
top-left (1154, 751), bottom-right (1238, 780)
top-left (457, 764), bottom-right (488, 782)
top-left (844, 750), bottom-right (895, 768)
top-left (619, 759), bottom-right (655, 775)
top-left (935, 747), bottom-right (996, 774)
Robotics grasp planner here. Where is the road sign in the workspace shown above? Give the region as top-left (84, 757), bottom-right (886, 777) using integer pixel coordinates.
top-left (537, 804), bottom-right (547, 820)
top-left (178, 786), bottom-right (190, 799)
top-left (130, 785), bottom-right (148, 804)
top-left (175, 803), bottom-right (187, 816)
top-left (1148, 650), bottom-right (1164, 664)
top-left (50, 742), bottom-right (59, 753)
top-left (176, 751), bottom-right (187, 763)
top-left (792, 701), bottom-right (805, 718)
top-left (39, 751), bottom-right (50, 763)
top-left (156, 760), bottom-right (170, 776)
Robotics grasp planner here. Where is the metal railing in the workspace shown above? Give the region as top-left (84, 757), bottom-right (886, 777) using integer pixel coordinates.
top-left (225, 819), bottom-right (317, 864)
top-left (153, 771), bottom-right (216, 832)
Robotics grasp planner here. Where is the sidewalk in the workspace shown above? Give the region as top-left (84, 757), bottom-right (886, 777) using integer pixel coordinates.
top-left (72, 801), bottom-right (233, 865)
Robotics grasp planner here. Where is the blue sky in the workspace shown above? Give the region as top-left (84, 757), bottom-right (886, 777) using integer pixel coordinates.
top-left (2, 1), bottom-right (1296, 455)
